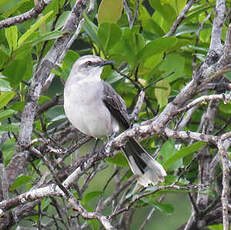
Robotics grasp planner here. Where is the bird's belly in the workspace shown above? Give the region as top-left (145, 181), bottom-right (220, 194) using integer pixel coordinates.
top-left (64, 99), bottom-right (114, 138)
top-left (64, 81), bottom-right (120, 138)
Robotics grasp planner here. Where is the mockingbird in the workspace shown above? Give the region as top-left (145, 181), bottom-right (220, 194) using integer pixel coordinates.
top-left (64, 55), bottom-right (166, 186)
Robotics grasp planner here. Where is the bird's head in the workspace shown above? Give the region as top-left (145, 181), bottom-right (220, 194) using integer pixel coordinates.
top-left (70, 55), bottom-right (114, 80)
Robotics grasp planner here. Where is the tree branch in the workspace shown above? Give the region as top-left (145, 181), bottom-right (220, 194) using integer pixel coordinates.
top-left (0, 0), bottom-right (52, 30)
top-left (176, 93), bottom-right (231, 114)
top-left (209, 0), bottom-right (226, 52)
top-left (218, 134), bottom-right (231, 230)
top-left (164, 0), bottom-right (196, 37)
top-left (0, 171), bottom-right (115, 229)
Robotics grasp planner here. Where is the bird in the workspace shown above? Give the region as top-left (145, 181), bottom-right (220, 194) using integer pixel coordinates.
top-left (64, 55), bottom-right (166, 187)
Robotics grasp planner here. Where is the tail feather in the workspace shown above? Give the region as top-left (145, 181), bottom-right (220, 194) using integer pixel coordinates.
top-left (122, 137), bottom-right (166, 187)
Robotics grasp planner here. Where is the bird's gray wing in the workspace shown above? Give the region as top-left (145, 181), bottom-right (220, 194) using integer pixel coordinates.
top-left (102, 82), bottom-right (130, 129)
top-left (103, 82), bottom-right (167, 187)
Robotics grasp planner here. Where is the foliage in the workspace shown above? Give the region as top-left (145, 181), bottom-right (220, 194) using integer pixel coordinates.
top-left (0, 0), bottom-right (230, 229)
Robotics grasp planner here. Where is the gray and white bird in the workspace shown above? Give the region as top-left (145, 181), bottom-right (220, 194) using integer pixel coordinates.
top-left (64, 55), bottom-right (166, 187)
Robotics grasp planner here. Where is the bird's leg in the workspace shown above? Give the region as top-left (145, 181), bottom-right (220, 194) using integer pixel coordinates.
top-left (90, 138), bottom-right (99, 156)
top-left (109, 132), bottom-right (117, 140)
top-left (97, 132), bottom-right (117, 154)
top-left (105, 132), bottom-right (117, 147)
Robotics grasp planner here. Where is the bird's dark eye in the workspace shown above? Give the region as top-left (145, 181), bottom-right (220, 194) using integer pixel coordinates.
top-left (85, 61), bottom-right (92, 66)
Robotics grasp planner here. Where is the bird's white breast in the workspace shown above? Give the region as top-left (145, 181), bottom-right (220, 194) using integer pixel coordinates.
top-left (64, 79), bottom-right (119, 138)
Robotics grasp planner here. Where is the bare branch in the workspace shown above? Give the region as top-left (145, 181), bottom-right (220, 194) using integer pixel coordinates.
top-left (139, 208), bottom-right (156, 230)
top-left (123, 0), bottom-right (133, 28)
top-left (218, 134), bottom-right (231, 230)
top-left (209, 0), bottom-right (226, 52)
top-left (109, 184), bottom-right (209, 219)
top-left (130, 90), bottom-right (145, 121)
top-left (0, 172), bottom-right (115, 229)
top-left (164, 0), bottom-right (196, 37)
top-left (176, 106), bottom-right (198, 131)
top-left (164, 128), bottom-right (218, 145)
top-left (43, 18), bottom-right (86, 91)
top-left (223, 23), bottom-right (231, 62)
top-left (176, 93), bottom-right (231, 114)
top-left (0, 0), bottom-right (52, 30)
top-left (192, 11), bottom-right (213, 69)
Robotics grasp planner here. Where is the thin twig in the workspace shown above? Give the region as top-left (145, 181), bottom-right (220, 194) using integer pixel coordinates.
top-left (123, 0), bottom-right (133, 28)
top-left (176, 93), bottom-right (231, 114)
top-left (164, 0), bottom-right (196, 37)
top-left (109, 184), bottom-right (208, 219)
top-left (130, 90), bottom-right (145, 121)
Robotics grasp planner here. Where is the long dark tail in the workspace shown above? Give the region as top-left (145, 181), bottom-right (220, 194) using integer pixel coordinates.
top-left (122, 137), bottom-right (166, 187)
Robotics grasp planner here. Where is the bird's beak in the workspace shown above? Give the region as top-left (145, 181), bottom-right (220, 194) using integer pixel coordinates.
top-left (99, 60), bottom-right (115, 67)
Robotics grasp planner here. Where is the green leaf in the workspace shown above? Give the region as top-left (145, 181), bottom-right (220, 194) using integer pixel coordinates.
top-left (219, 101), bottom-right (231, 114)
top-left (3, 59), bottom-right (27, 87)
top-left (18, 10), bottom-right (54, 46)
top-left (138, 37), bottom-right (177, 62)
top-left (185, 3), bottom-right (214, 23)
top-left (0, 123), bottom-right (19, 132)
top-left (27, 30), bottom-right (65, 46)
top-left (175, 0), bottom-right (187, 14)
top-left (163, 142), bottom-right (206, 169)
top-left (149, 0), bottom-right (177, 29)
top-left (163, 175), bottom-right (179, 184)
top-left (159, 140), bottom-right (175, 160)
top-left (103, 68), bottom-right (124, 84)
top-left (9, 175), bottom-right (34, 191)
top-left (107, 153), bottom-right (128, 167)
top-left (39, 96), bottom-right (51, 104)
top-left (8, 101), bottom-right (25, 111)
top-left (5, 25), bottom-right (18, 52)
top-left (139, 5), bottom-right (164, 37)
top-left (62, 50), bottom-right (80, 74)
top-left (161, 0), bottom-right (186, 15)
top-left (160, 53), bottom-right (185, 83)
top-left (0, 47), bottom-right (10, 68)
top-left (111, 29), bottom-right (145, 67)
top-left (61, 50), bottom-right (80, 80)
top-left (155, 80), bottom-right (171, 108)
top-left (55, 11), bottom-right (70, 30)
top-left (43, 0), bottom-right (64, 15)
top-left (0, 0), bottom-right (11, 9)
top-left (141, 53), bottom-right (163, 79)
top-left (142, 197), bottom-right (174, 214)
top-left (208, 224), bottom-right (223, 230)
top-left (10, 45), bottom-right (33, 81)
top-left (224, 72), bottom-right (231, 81)
top-left (144, 18), bottom-right (165, 37)
top-left (97, 23), bottom-right (122, 54)
top-left (83, 17), bottom-right (103, 50)
top-left (3, 0), bottom-right (32, 18)
top-left (46, 106), bottom-right (64, 121)
top-left (98, 0), bottom-right (123, 24)
top-left (0, 78), bottom-right (12, 91)
top-left (87, 219), bottom-right (100, 230)
top-left (23, 54), bottom-right (33, 81)
top-left (151, 201), bottom-right (174, 214)
top-left (13, 44), bottom-right (32, 59)
top-left (0, 91), bottom-right (15, 108)
top-left (0, 109), bottom-right (16, 120)
top-left (175, 23), bottom-right (211, 36)
top-left (41, 197), bottom-right (51, 211)
top-left (1, 138), bottom-right (15, 164)
top-left (82, 191), bottom-right (103, 205)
